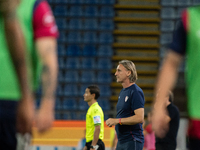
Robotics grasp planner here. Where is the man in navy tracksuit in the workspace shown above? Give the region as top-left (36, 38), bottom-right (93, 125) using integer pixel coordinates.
top-left (106, 60), bottom-right (145, 150)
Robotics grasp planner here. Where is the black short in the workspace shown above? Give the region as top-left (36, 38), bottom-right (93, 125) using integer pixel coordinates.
top-left (85, 139), bottom-right (105, 150)
top-left (156, 142), bottom-right (176, 150)
top-left (188, 137), bottom-right (200, 150)
top-left (0, 100), bottom-right (18, 150)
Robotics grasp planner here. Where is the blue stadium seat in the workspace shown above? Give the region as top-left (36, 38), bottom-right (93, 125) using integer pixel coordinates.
top-left (56, 85), bottom-right (63, 96)
top-left (161, 0), bottom-right (176, 6)
top-left (99, 19), bottom-right (114, 30)
top-left (69, 19), bottom-right (83, 30)
top-left (85, 0), bottom-right (99, 4)
top-left (56, 18), bottom-right (68, 30)
top-left (47, 0), bottom-right (54, 4)
top-left (193, 0), bottom-right (200, 5)
top-left (68, 0), bottom-right (84, 4)
top-left (99, 32), bottom-right (113, 44)
top-left (161, 8), bottom-right (176, 19)
top-left (54, 6), bottom-right (68, 17)
top-left (100, 0), bottom-right (115, 4)
top-left (69, 6), bottom-right (83, 17)
top-left (160, 33), bottom-right (173, 45)
top-left (159, 46), bottom-right (168, 58)
top-left (63, 112), bottom-right (78, 120)
top-left (66, 57), bottom-right (80, 69)
top-left (97, 58), bottom-right (112, 70)
top-left (97, 71), bottom-right (112, 83)
top-left (177, 0), bottom-right (191, 6)
top-left (71, 112), bottom-right (79, 120)
top-left (80, 84), bottom-right (90, 96)
top-left (63, 98), bottom-right (78, 110)
top-left (84, 6), bottom-right (99, 17)
top-left (99, 85), bottom-right (111, 97)
top-left (83, 19), bottom-right (98, 30)
top-left (55, 98), bottom-right (62, 110)
top-left (55, 0), bottom-right (69, 4)
top-left (55, 112), bottom-right (62, 120)
top-left (83, 32), bottom-right (97, 43)
top-left (82, 45), bottom-right (96, 56)
top-left (68, 32), bottom-right (82, 43)
top-left (66, 45), bottom-right (81, 56)
top-left (81, 57), bottom-right (96, 69)
top-left (57, 44), bottom-right (66, 56)
top-left (58, 58), bottom-right (65, 69)
top-left (63, 113), bottom-right (70, 120)
top-left (104, 113), bottom-right (109, 120)
top-left (160, 21), bottom-right (174, 32)
top-left (63, 84), bottom-right (79, 96)
top-left (58, 70), bottom-right (64, 82)
top-left (78, 112), bottom-right (86, 120)
top-left (57, 32), bottom-right (67, 43)
top-left (81, 71), bottom-right (96, 83)
top-left (97, 45), bottom-right (113, 57)
top-left (79, 99), bottom-right (89, 110)
top-left (64, 71), bottom-right (79, 83)
top-left (100, 6), bottom-right (114, 17)
top-left (98, 99), bottom-right (111, 111)
top-left (102, 99), bottom-right (111, 111)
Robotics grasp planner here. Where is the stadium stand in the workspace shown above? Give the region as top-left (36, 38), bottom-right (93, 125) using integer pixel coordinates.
top-left (46, 0), bottom-right (161, 120)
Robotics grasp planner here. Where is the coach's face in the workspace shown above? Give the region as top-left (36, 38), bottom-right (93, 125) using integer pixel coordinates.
top-left (115, 64), bottom-right (130, 83)
top-left (83, 88), bottom-right (93, 102)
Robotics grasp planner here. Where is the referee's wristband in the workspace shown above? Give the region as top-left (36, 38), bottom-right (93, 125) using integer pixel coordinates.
top-left (119, 118), bottom-right (122, 125)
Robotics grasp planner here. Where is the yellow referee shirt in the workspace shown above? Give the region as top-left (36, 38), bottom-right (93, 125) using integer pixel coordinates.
top-left (86, 102), bottom-right (104, 142)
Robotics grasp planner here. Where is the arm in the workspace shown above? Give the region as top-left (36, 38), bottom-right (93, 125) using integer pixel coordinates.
top-left (1, 0), bottom-right (35, 134)
top-left (152, 50), bottom-right (182, 137)
top-left (106, 108), bottom-right (144, 127)
top-left (2, 1), bottom-right (31, 97)
top-left (90, 125), bottom-right (101, 150)
top-left (35, 37), bottom-right (58, 133)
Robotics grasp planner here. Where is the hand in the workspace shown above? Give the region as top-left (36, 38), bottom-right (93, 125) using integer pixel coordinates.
top-left (152, 104), bottom-right (169, 138)
top-left (83, 146), bottom-right (87, 150)
top-left (35, 98), bottom-right (55, 133)
top-left (106, 118), bottom-right (118, 127)
top-left (16, 95), bottom-right (35, 134)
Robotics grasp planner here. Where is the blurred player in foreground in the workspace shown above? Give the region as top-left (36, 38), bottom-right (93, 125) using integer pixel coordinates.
top-left (152, 6), bottom-right (200, 150)
top-left (0, 0), bottom-right (58, 149)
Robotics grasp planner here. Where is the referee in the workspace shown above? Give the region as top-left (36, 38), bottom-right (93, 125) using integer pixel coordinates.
top-left (83, 85), bottom-right (105, 150)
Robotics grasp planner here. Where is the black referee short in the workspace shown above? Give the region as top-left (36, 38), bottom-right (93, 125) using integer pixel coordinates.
top-left (85, 139), bottom-right (105, 150)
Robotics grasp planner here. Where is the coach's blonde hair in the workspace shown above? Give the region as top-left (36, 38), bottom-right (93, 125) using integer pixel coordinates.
top-left (119, 60), bottom-right (138, 83)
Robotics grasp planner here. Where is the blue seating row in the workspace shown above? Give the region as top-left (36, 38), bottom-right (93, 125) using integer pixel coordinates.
top-left (161, 0), bottom-right (200, 6)
top-left (56, 84), bottom-right (112, 97)
top-left (58, 57), bottom-right (112, 69)
top-left (161, 7), bottom-right (187, 19)
top-left (56, 18), bottom-right (114, 30)
top-left (49, 0), bottom-right (115, 5)
top-left (53, 6), bottom-right (114, 17)
top-left (55, 98), bottom-right (111, 111)
top-left (58, 45), bottom-right (113, 57)
top-left (57, 32), bottom-right (113, 44)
